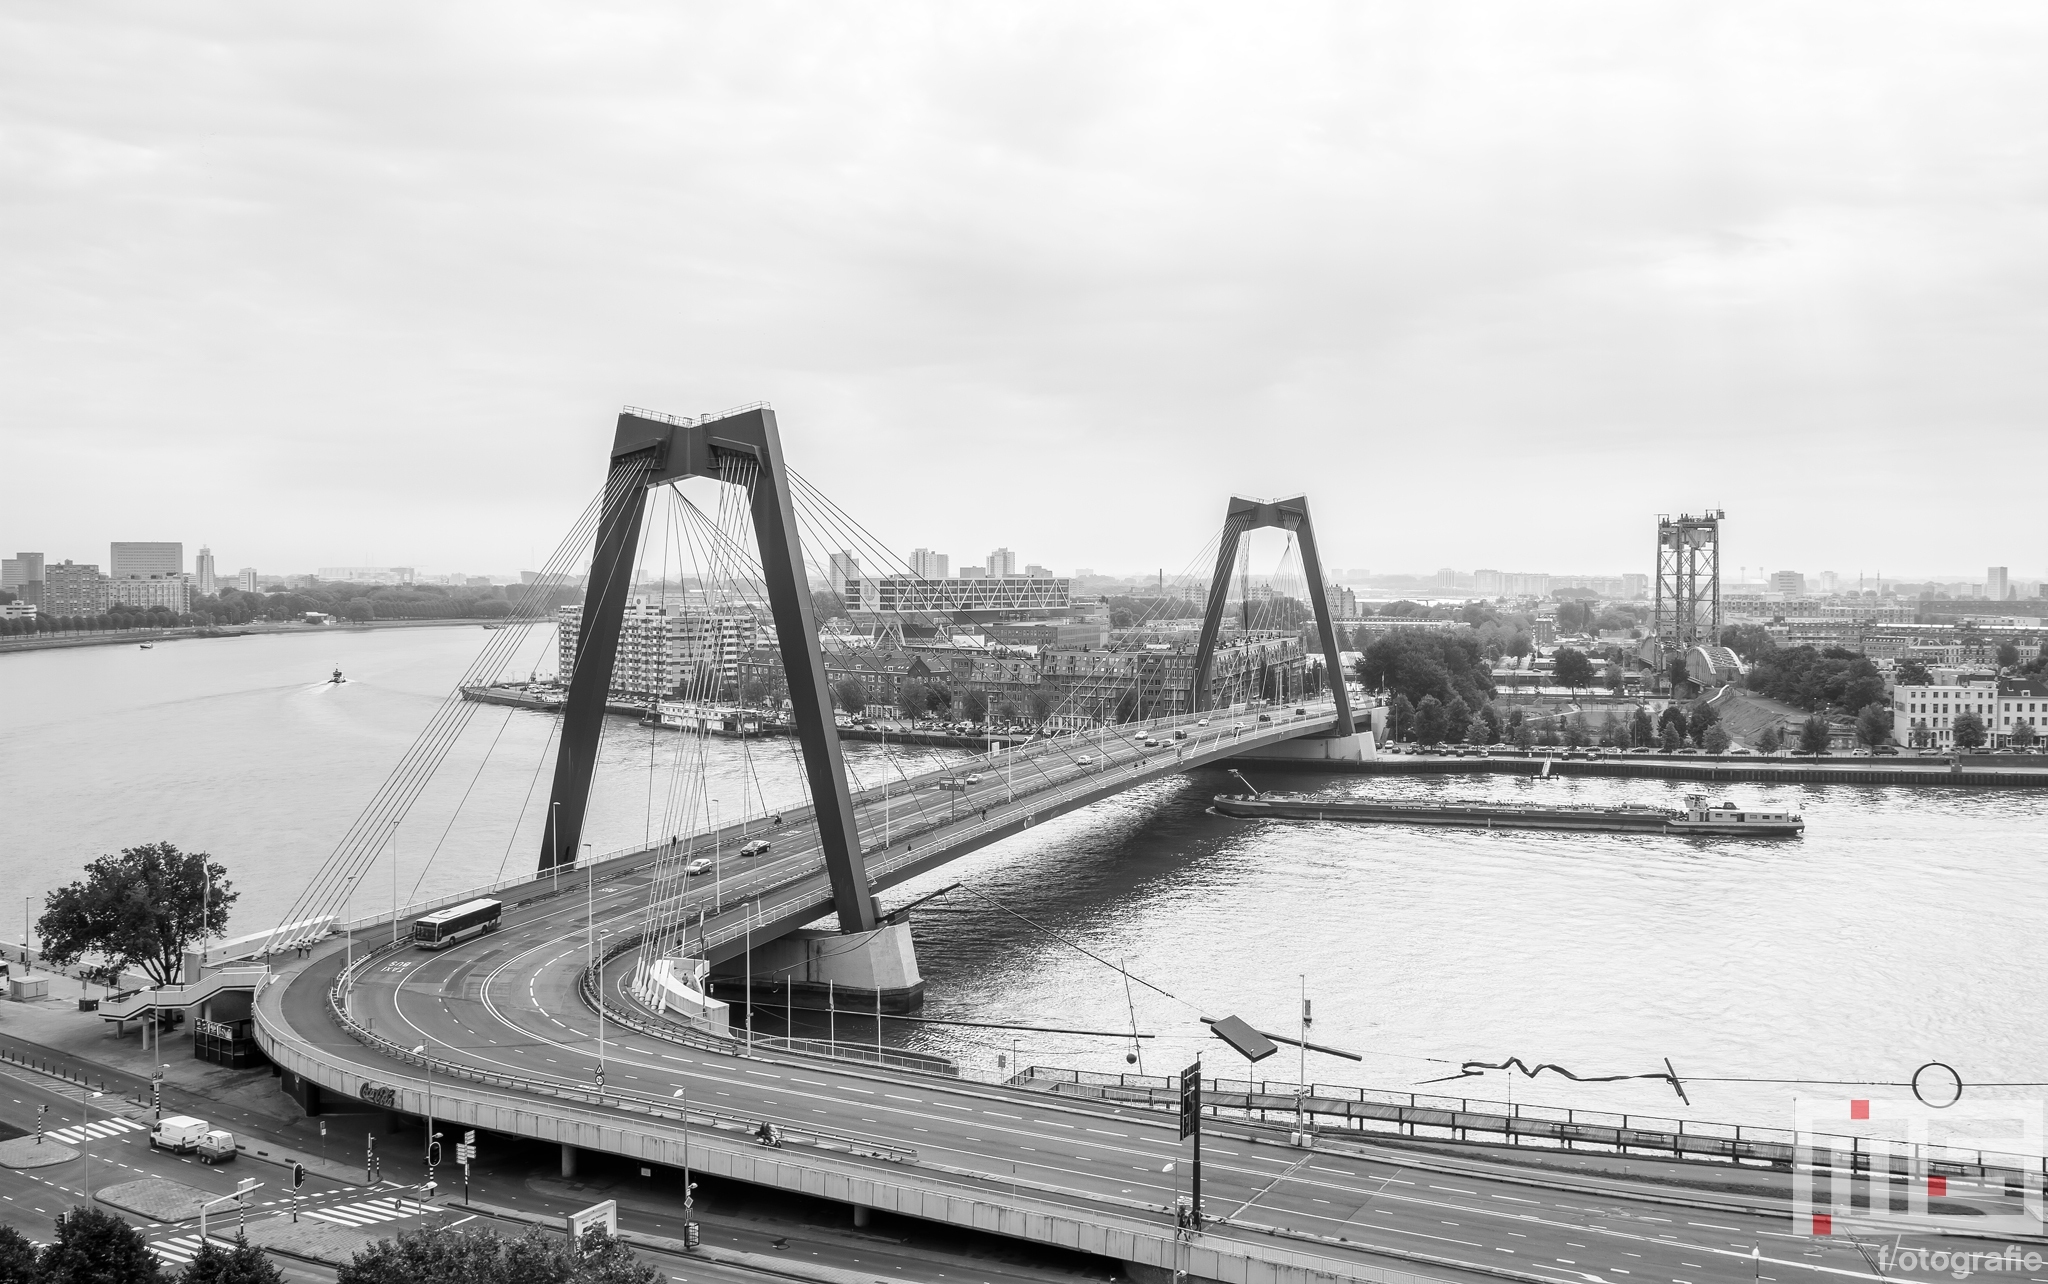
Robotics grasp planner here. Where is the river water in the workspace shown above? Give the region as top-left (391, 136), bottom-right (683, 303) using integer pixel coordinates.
top-left (4, 626), bottom-right (2042, 1139)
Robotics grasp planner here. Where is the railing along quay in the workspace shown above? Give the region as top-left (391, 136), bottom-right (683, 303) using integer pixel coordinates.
top-left (1018, 1067), bottom-right (2048, 1188)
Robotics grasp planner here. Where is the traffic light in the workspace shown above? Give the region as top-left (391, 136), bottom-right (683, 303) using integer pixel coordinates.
top-left (291, 1162), bottom-right (306, 1190)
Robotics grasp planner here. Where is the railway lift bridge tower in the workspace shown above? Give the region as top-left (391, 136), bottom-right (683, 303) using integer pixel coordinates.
top-left (1650, 509), bottom-right (1724, 684)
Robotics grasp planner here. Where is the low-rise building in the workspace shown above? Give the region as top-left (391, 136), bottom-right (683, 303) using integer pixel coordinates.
top-left (1887, 674), bottom-right (2048, 748)
top-left (106, 573), bottom-right (192, 614)
top-left (0, 601), bottom-right (35, 621)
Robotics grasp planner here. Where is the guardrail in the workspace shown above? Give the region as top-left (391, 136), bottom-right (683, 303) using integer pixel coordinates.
top-left (1021, 1067), bottom-right (2048, 1185)
top-left (324, 935), bottom-right (912, 1162)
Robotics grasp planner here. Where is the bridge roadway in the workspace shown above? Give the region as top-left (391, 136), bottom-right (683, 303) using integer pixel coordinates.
top-left (257, 703), bottom-right (1938, 1284)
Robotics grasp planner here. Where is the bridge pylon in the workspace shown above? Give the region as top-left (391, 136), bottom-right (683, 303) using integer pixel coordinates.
top-left (545, 405), bottom-right (877, 935)
top-left (1190, 495), bottom-right (1355, 737)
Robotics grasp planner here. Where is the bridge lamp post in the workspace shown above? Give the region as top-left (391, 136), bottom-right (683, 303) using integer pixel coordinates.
top-left (711, 800), bottom-right (721, 913)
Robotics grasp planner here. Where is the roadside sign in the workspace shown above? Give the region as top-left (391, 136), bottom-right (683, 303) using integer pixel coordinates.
top-left (566, 1200), bottom-right (618, 1253)
top-left (463, 1129), bottom-right (476, 1146)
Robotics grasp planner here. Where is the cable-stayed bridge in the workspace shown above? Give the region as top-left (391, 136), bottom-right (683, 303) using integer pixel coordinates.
top-left (109, 406), bottom-right (1961, 1284)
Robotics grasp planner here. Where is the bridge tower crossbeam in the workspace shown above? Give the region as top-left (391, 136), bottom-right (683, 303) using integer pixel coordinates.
top-left (1190, 495), bottom-right (1355, 737)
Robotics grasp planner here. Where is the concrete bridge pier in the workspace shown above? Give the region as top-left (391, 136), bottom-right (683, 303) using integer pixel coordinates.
top-left (1233, 730), bottom-right (1377, 763)
top-left (708, 919), bottom-right (924, 1015)
top-left (561, 1144), bottom-right (579, 1178)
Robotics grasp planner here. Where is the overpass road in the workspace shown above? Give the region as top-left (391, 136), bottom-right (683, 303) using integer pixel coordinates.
top-left (257, 703), bottom-right (1996, 1284)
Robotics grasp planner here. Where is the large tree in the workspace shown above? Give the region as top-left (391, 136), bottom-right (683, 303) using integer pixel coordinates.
top-left (1894, 658), bottom-right (1934, 687)
top-left (0, 1226), bottom-right (38, 1284)
top-left (1701, 725), bottom-right (1732, 755)
top-left (1798, 713), bottom-right (1833, 756)
top-left (830, 678), bottom-right (869, 716)
top-left (1552, 647), bottom-right (1594, 693)
top-left (960, 690), bottom-right (991, 723)
top-left (1412, 695), bottom-right (1448, 745)
top-left (1952, 710), bottom-right (1988, 750)
top-left (1855, 702), bottom-right (1892, 748)
top-left (1629, 706), bottom-right (1654, 747)
top-left (339, 1225), bottom-right (656, 1284)
top-left (896, 682), bottom-right (930, 721)
top-left (181, 1237), bottom-right (287, 1284)
top-left (1356, 630), bottom-right (1495, 711)
top-left (1757, 724), bottom-right (1783, 754)
top-left (39, 843), bottom-right (235, 986)
top-left (1687, 701), bottom-right (1720, 743)
top-left (38, 1207), bottom-right (162, 1284)
top-left (2011, 720), bottom-right (2039, 749)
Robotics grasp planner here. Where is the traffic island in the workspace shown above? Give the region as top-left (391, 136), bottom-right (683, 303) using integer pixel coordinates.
top-left (96, 1176), bottom-right (214, 1222)
top-left (0, 1137), bottom-right (78, 1169)
top-left (240, 1212), bottom-right (396, 1265)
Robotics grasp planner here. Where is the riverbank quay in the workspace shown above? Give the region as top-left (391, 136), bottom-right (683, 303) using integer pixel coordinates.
top-left (1245, 751), bottom-right (2048, 786)
top-left (0, 616), bottom-right (490, 657)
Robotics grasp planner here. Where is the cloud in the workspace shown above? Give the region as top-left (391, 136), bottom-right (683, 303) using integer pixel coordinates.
top-left (3, 2), bottom-right (2046, 578)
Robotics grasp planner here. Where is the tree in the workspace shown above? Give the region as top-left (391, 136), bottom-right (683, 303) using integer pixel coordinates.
top-left (39, 1206), bottom-right (161, 1284)
top-left (39, 843), bottom-right (235, 987)
top-left (1687, 702), bottom-right (1719, 743)
top-left (1479, 702), bottom-right (1504, 743)
top-left (1512, 722), bottom-right (1536, 749)
top-left (1603, 662), bottom-right (1625, 694)
top-left (1718, 623), bottom-right (1776, 663)
top-left (1799, 713), bottom-right (1833, 756)
top-left (1506, 633), bottom-right (1532, 665)
top-left (0, 1226), bottom-right (39, 1283)
top-left (831, 678), bottom-right (869, 716)
top-left (1895, 658), bottom-right (1934, 687)
top-left (182, 1236), bottom-right (286, 1284)
top-left (1465, 714), bottom-right (1491, 745)
top-left (739, 677), bottom-right (770, 707)
top-left (1552, 647), bottom-right (1594, 693)
top-left (1413, 695), bottom-right (1448, 745)
top-left (1757, 724), bottom-right (1783, 754)
top-left (960, 690), bottom-right (990, 723)
top-left (339, 1225), bottom-right (657, 1284)
top-left (342, 599), bottom-right (375, 622)
top-left (1356, 630), bottom-right (1495, 711)
top-left (896, 682), bottom-right (929, 720)
top-left (1389, 693), bottom-right (1416, 743)
top-left (1443, 696), bottom-right (1472, 741)
top-left (1997, 642), bottom-right (2021, 670)
top-left (1025, 687), bottom-right (1057, 725)
top-left (2012, 720), bottom-right (2039, 749)
top-left (1563, 712), bottom-right (1592, 748)
top-left (1855, 702), bottom-right (1892, 748)
top-left (1629, 707), bottom-right (1654, 747)
top-left (1660, 723), bottom-right (1681, 753)
top-left (1952, 710), bottom-right (1987, 751)
top-left (1667, 653), bottom-right (1690, 692)
top-left (1701, 725), bottom-right (1732, 755)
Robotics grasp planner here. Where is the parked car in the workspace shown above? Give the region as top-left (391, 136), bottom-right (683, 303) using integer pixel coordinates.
top-left (738, 838), bottom-right (771, 858)
top-left (685, 857), bottom-right (713, 876)
top-left (1873, 745), bottom-right (1900, 756)
top-left (150, 1116), bottom-right (209, 1154)
top-left (196, 1130), bottom-right (238, 1164)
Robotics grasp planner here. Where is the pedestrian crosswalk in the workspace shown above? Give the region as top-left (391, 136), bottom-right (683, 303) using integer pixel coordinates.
top-left (148, 1233), bottom-right (234, 1267)
top-left (303, 1196), bottom-right (431, 1228)
top-left (45, 1116), bottom-right (146, 1144)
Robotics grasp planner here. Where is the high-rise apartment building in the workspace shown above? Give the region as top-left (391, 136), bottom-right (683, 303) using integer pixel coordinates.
top-left (1473, 569), bottom-right (1504, 595)
top-left (2, 552), bottom-right (43, 606)
top-left (110, 542), bottom-right (182, 578)
top-left (1818, 571), bottom-right (1840, 595)
top-left (1988, 567), bottom-right (2010, 600)
top-left (987, 547), bottom-right (1017, 579)
top-left (237, 567), bottom-right (260, 593)
top-left (1620, 573), bottom-right (1649, 598)
top-left (45, 561), bottom-right (107, 615)
top-left (195, 546), bottom-right (217, 596)
top-left (908, 548), bottom-right (949, 579)
top-left (827, 552), bottom-right (860, 594)
top-left (1768, 570), bottom-right (1805, 596)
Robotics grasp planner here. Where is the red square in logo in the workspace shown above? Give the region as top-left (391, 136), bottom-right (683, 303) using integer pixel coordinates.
top-left (1929, 1176), bottom-right (1948, 1197)
top-left (1850, 1100), bottom-right (1870, 1120)
top-left (1812, 1214), bottom-right (1833, 1236)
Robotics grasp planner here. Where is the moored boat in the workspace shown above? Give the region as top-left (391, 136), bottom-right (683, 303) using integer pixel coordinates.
top-left (1213, 774), bottom-right (1802, 836)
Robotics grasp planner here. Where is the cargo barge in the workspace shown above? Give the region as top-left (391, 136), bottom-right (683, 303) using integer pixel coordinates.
top-left (1214, 773), bottom-right (1803, 836)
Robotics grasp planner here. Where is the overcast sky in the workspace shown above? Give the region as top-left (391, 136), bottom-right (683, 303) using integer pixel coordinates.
top-left (5, 4), bottom-right (2045, 584)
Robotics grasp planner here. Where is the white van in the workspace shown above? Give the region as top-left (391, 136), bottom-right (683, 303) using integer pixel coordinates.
top-left (150, 1115), bottom-right (209, 1153)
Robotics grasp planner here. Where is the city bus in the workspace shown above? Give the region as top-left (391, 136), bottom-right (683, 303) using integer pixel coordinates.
top-left (412, 898), bottom-right (503, 950)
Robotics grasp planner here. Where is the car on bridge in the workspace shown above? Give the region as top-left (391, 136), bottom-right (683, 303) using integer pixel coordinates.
top-left (685, 857), bottom-right (713, 876)
top-left (1075, 754), bottom-right (1095, 765)
top-left (738, 839), bottom-right (771, 857)
top-left (963, 774), bottom-right (983, 785)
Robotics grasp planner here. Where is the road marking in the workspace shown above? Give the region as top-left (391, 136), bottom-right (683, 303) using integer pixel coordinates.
top-left (1431, 1185), bottom-right (1478, 1194)
top-left (1087, 1128), bottom-right (1127, 1137)
top-left (1688, 1223), bottom-right (1738, 1232)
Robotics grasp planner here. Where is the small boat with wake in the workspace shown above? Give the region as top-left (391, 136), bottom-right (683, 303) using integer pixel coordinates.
top-left (1213, 772), bottom-right (1803, 837)
top-left (330, 667), bottom-right (347, 684)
